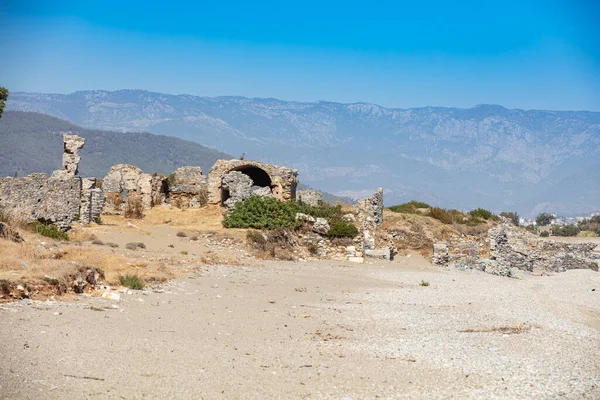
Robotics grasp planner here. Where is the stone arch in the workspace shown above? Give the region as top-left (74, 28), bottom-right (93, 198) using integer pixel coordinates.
top-left (220, 165), bottom-right (273, 206)
top-left (207, 159), bottom-right (298, 206)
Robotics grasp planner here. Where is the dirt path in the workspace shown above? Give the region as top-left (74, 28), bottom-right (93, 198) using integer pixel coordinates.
top-left (1, 256), bottom-right (599, 399)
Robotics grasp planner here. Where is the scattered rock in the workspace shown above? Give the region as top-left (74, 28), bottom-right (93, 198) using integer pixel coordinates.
top-left (365, 248), bottom-right (391, 260)
top-left (348, 256), bottom-right (364, 264)
top-left (295, 213), bottom-right (316, 224)
top-left (312, 218), bottom-right (330, 235)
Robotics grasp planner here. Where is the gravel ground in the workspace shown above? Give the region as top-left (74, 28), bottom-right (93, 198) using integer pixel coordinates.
top-left (0, 256), bottom-right (598, 399)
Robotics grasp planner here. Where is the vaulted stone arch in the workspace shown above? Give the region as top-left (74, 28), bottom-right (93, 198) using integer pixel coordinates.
top-left (207, 159), bottom-right (298, 206)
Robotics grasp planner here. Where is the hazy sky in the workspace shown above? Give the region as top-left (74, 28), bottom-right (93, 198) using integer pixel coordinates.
top-left (1, 0), bottom-right (599, 110)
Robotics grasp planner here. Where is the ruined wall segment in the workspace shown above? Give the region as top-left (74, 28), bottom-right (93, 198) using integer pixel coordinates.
top-left (0, 133), bottom-right (103, 230)
top-left (51, 133), bottom-right (85, 179)
top-left (0, 174), bottom-right (81, 230)
top-left (207, 159), bottom-right (298, 205)
top-left (297, 190), bottom-right (323, 206)
top-left (167, 166), bottom-right (207, 208)
top-left (102, 164), bottom-right (154, 211)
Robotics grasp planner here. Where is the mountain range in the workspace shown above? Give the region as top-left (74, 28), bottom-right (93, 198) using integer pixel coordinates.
top-left (6, 90), bottom-right (600, 216)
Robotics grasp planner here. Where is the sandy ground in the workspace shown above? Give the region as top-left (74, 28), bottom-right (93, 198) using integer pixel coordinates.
top-left (1, 254), bottom-right (599, 399)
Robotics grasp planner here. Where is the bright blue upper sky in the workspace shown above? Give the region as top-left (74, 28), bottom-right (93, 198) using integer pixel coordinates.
top-left (1, 0), bottom-right (599, 110)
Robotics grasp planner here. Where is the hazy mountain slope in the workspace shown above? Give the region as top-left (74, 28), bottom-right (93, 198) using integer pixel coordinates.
top-left (0, 111), bottom-right (353, 204)
top-left (7, 90), bottom-right (600, 215)
top-left (0, 111), bottom-right (230, 177)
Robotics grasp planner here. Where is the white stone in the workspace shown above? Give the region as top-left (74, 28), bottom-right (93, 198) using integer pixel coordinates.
top-left (348, 256), bottom-right (364, 264)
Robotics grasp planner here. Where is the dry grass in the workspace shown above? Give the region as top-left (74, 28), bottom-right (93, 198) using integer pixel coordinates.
top-left (0, 232), bottom-right (171, 291)
top-left (141, 205), bottom-right (225, 229)
top-left (380, 210), bottom-right (459, 257)
top-left (105, 192), bottom-right (124, 211)
top-left (124, 196), bottom-right (144, 219)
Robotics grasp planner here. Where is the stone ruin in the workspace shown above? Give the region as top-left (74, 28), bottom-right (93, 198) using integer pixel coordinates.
top-left (167, 166), bottom-right (207, 208)
top-left (0, 132), bottom-right (105, 230)
top-left (102, 164), bottom-right (164, 212)
top-left (432, 218), bottom-right (600, 276)
top-left (297, 190), bottom-right (323, 206)
top-left (207, 159), bottom-right (299, 208)
top-left (353, 188), bottom-right (392, 260)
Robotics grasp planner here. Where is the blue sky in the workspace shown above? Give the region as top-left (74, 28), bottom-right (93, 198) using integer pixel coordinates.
top-left (1, 0), bottom-right (599, 110)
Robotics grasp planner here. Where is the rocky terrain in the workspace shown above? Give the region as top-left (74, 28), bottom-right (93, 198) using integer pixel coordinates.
top-left (7, 90), bottom-right (600, 215)
top-left (1, 255), bottom-right (599, 399)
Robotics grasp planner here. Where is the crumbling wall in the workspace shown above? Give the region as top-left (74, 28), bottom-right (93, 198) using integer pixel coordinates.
top-left (167, 166), bottom-right (207, 208)
top-left (207, 159), bottom-right (298, 206)
top-left (297, 190), bottom-right (322, 206)
top-left (433, 220), bottom-right (600, 276)
top-left (80, 178), bottom-right (105, 224)
top-left (51, 133), bottom-right (85, 179)
top-left (0, 133), bottom-right (104, 230)
top-left (0, 174), bottom-right (81, 230)
top-left (222, 171), bottom-right (253, 210)
top-left (354, 188), bottom-right (384, 252)
top-left (102, 164), bottom-right (155, 212)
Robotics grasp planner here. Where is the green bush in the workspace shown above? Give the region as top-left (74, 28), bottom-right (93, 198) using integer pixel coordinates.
top-left (118, 274), bottom-right (145, 290)
top-left (223, 197), bottom-right (302, 230)
top-left (388, 200), bottom-right (431, 214)
top-left (33, 222), bottom-right (68, 241)
top-left (224, 197), bottom-right (349, 231)
top-left (326, 220), bottom-right (359, 238)
top-left (540, 231), bottom-right (550, 237)
top-left (469, 208), bottom-right (497, 221)
top-left (536, 213), bottom-right (554, 226)
top-left (552, 225), bottom-right (580, 237)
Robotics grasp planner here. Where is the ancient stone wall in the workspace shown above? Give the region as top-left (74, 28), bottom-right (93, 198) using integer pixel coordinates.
top-left (297, 190), bottom-right (323, 206)
top-left (433, 220), bottom-right (600, 276)
top-left (0, 133), bottom-right (105, 230)
top-left (0, 174), bottom-right (82, 230)
top-left (167, 166), bottom-right (207, 208)
top-left (355, 188), bottom-right (383, 230)
top-left (207, 159), bottom-right (298, 205)
top-left (80, 178), bottom-right (106, 224)
top-left (221, 171), bottom-right (253, 210)
top-left (102, 164), bottom-right (156, 212)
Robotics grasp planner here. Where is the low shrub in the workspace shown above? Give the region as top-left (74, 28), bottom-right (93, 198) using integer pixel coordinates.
top-left (552, 225), bottom-right (580, 237)
top-left (124, 196), bottom-right (144, 219)
top-left (91, 239), bottom-right (104, 245)
top-left (118, 273), bottom-right (145, 290)
top-left (125, 242), bottom-right (146, 250)
top-left (106, 242), bottom-right (119, 248)
top-left (428, 207), bottom-right (454, 225)
top-left (224, 197), bottom-right (302, 230)
top-left (245, 229), bottom-right (295, 260)
top-left (388, 201), bottom-right (431, 214)
top-left (106, 192), bottom-right (124, 211)
top-left (307, 243), bottom-right (319, 255)
top-left (246, 230), bottom-right (267, 246)
top-left (419, 280), bottom-right (430, 287)
top-left (469, 208), bottom-right (498, 221)
top-left (176, 231), bottom-right (187, 238)
top-left (33, 222), bottom-right (69, 241)
top-left (327, 220), bottom-right (359, 238)
top-left (540, 231), bottom-right (550, 237)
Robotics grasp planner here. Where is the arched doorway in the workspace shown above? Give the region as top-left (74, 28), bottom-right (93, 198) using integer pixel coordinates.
top-left (220, 166), bottom-right (273, 206)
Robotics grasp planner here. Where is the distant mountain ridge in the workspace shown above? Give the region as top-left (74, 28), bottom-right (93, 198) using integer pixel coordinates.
top-left (7, 90), bottom-right (600, 215)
